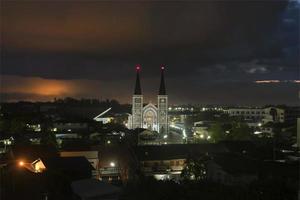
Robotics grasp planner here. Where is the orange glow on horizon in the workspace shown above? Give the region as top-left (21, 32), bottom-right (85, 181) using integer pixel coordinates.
top-left (32, 81), bottom-right (69, 96)
top-left (1, 75), bottom-right (72, 97)
top-left (0, 75), bottom-right (131, 103)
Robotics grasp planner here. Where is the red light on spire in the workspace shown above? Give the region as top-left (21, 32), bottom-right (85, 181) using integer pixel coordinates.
top-left (160, 64), bottom-right (165, 70)
top-left (136, 64), bottom-right (141, 71)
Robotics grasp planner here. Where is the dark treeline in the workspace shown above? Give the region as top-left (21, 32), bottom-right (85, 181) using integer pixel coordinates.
top-left (0, 97), bottom-right (131, 114)
top-left (54, 97), bottom-right (121, 107)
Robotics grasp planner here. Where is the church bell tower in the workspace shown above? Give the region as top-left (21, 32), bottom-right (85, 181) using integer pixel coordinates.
top-left (157, 65), bottom-right (168, 135)
top-left (132, 64), bottom-right (143, 129)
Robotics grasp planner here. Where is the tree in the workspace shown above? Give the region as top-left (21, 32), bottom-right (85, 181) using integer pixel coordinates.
top-left (10, 118), bottom-right (26, 134)
top-left (181, 155), bottom-right (210, 181)
top-left (209, 122), bottom-right (226, 143)
top-left (230, 122), bottom-right (253, 141)
top-left (40, 132), bottom-right (58, 148)
top-left (0, 118), bottom-right (10, 133)
top-left (209, 121), bottom-right (253, 142)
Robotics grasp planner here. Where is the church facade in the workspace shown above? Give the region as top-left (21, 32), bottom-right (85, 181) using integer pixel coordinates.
top-left (127, 65), bottom-right (168, 135)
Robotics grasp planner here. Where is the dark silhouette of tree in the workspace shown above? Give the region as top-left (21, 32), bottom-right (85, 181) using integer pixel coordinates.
top-left (209, 122), bottom-right (226, 143)
top-left (40, 132), bottom-right (58, 149)
top-left (181, 155), bottom-right (210, 181)
top-left (230, 122), bottom-right (253, 141)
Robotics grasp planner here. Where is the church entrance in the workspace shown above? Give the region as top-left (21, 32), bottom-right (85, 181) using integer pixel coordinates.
top-left (143, 108), bottom-right (158, 132)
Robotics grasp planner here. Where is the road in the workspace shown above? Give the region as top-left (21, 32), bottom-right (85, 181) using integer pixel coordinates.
top-left (165, 130), bottom-right (185, 144)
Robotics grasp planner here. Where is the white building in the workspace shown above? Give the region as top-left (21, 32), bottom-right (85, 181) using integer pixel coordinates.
top-left (127, 65), bottom-right (168, 135)
top-left (224, 107), bottom-right (285, 124)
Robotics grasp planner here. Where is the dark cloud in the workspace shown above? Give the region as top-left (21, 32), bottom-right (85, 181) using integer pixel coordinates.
top-left (1, 0), bottom-right (299, 105)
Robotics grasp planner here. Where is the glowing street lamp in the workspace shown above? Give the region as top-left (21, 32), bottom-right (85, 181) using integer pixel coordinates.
top-left (18, 158), bottom-right (46, 173)
top-left (19, 161), bottom-right (24, 166)
top-left (110, 162), bottom-right (115, 167)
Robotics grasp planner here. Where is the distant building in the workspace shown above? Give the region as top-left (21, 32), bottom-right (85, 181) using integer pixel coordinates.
top-left (225, 107), bottom-right (266, 121)
top-left (192, 121), bottom-right (213, 140)
top-left (127, 65), bottom-right (168, 135)
top-left (224, 106), bottom-right (299, 124)
top-left (53, 120), bottom-right (89, 132)
top-left (262, 107), bottom-right (285, 124)
top-left (168, 105), bottom-right (195, 112)
top-left (135, 144), bottom-right (228, 180)
top-left (25, 123), bottom-right (42, 132)
top-left (0, 136), bottom-right (13, 154)
top-left (140, 155), bottom-right (185, 181)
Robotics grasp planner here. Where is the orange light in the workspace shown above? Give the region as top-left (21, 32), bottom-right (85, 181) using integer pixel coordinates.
top-left (19, 161), bottom-right (24, 166)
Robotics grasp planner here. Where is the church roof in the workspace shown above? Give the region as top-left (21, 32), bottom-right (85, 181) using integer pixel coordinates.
top-left (134, 64), bottom-right (142, 95)
top-left (159, 66), bottom-right (166, 95)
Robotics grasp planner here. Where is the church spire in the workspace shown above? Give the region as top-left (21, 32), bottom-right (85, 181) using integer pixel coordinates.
top-left (134, 64), bottom-right (142, 95)
top-left (159, 65), bottom-right (166, 95)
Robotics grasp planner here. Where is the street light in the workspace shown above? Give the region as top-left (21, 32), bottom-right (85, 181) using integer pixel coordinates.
top-left (19, 161), bottom-right (24, 166)
top-left (110, 162), bottom-right (115, 167)
top-left (18, 159), bottom-right (46, 173)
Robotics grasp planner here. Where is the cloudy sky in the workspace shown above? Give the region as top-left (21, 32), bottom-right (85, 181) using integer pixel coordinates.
top-left (1, 0), bottom-right (299, 105)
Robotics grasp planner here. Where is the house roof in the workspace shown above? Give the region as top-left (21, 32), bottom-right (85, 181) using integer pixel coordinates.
top-left (71, 179), bottom-right (120, 199)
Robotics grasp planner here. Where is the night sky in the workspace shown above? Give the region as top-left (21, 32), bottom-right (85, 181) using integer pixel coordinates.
top-left (1, 1), bottom-right (299, 105)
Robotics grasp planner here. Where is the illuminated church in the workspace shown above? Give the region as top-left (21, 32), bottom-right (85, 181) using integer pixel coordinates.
top-left (127, 65), bottom-right (168, 135)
